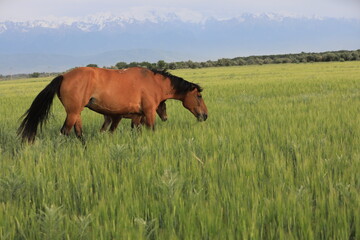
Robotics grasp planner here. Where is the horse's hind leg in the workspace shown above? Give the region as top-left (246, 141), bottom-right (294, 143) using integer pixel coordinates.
top-left (61, 113), bottom-right (78, 136)
top-left (61, 113), bottom-right (85, 143)
top-left (74, 115), bottom-right (85, 144)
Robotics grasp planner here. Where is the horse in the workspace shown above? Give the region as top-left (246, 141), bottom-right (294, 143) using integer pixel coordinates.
top-left (18, 67), bottom-right (208, 143)
top-left (100, 100), bottom-right (168, 132)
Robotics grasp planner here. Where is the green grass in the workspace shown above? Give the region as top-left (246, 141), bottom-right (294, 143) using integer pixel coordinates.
top-left (1, 62), bottom-right (359, 239)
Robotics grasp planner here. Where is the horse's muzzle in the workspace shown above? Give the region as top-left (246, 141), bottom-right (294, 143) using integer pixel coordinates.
top-left (197, 113), bottom-right (208, 122)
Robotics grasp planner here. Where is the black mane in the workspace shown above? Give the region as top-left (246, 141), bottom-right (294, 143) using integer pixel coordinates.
top-left (151, 69), bottom-right (202, 94)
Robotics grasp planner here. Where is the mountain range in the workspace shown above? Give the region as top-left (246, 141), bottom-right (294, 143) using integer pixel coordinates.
top-left (0, 12), bottom-right (359, 74)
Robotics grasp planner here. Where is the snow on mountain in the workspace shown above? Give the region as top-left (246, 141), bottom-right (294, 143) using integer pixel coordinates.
top-left (0, 9), bottom-right (208, 32)
top-left (0, 23), bottom-right (7, 33)
top-left (0, 11), bottom-right (337, 33)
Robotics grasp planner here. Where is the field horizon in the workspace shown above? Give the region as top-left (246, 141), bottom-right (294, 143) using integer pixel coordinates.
top-left (0, 62), bottom-right (359, 239)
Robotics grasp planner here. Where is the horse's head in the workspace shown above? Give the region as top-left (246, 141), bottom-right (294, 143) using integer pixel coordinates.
top-left (151, 69), bottom-right (208, 122)
top-left (182, 87), bottom-right (208, 121)
top-left (156, 101), bottom-right (168, 121)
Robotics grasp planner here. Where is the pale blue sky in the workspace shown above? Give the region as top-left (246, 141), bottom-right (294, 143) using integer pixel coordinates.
top-left (1, 0), bottom-right (359, 21)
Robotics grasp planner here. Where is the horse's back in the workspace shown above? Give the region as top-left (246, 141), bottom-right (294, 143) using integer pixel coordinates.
top-left (60, 67), bottom-right (157, 115)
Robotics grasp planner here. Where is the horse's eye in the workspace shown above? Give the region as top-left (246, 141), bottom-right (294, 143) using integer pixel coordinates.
top-left (197, 95), bottom-right (202, 99)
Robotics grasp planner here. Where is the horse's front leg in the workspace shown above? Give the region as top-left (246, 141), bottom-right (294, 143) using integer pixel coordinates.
top-left (143, 109), bottom-right (156, 130)
top-left (109, 116), bottom-right (122, 133)
top-left (100, 115), bottom-right (112, 132)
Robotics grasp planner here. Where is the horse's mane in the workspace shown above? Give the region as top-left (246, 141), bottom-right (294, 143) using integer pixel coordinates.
top-left (150, 69), bottom-right (203, 94)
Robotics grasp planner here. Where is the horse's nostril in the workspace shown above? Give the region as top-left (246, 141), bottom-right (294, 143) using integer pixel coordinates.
top-left (197, 113), bottom-right (208, 121)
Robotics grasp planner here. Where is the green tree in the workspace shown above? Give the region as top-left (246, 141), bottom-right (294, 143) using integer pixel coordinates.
top-left (200, 61), bottom-right (214, 68)
top-left (186, 60), bottom-right (200, 69)
top-left (217, 58), bottom-right (233, 66)
top-left (315, 54), bottom-right (323, 62)
top-left (157, 60), bottom-right (167, 69)
top-left (128, 62), bottom-right (140, 68)
top-left (323, 53), bottom-right (338, 62)
top-left (306, 55), bottom-right (315, 62)
top-left (168, 62), bottom-right (177, 70)
top-left (351, 52), bottom-right (359, 60)
top-left (139, 61), bottom-right (153, 69)
top-left (263, 58), bottom-right (273, 64)
top-left (115, 62), bottom-right (128, 69)
top-left (86, 64), bottom-right (98, 68)
top-left (29, 72), bottom-right (40, 78)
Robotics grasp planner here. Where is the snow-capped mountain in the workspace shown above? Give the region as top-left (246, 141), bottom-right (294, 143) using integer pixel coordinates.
top-left (0, 12), bottom-right (359, 74)
top-left (0, 12), bottom-right (328, 33)
top-left (0, 9), bottom-right (207, 32)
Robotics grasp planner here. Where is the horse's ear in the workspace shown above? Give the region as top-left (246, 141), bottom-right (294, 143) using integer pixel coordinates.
top-left (190, 84), bottom-right (199, 91)
top-left (190, 84), bottom-right (202, 92)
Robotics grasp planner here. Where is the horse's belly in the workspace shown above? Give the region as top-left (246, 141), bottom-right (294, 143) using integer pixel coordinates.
top-left (85, 97), bottom-right (141, 115)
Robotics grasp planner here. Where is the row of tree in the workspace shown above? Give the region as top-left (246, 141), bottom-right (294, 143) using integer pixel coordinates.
top-left (1, 50), bottom-right (359, 80)
top-left (109, 50), bottom-right (360, 70)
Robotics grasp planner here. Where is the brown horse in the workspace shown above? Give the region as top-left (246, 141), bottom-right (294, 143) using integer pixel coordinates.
top-left (100, 100), bottom-right (168, 132)
top-left (18, 67), bottom-right (207, 143)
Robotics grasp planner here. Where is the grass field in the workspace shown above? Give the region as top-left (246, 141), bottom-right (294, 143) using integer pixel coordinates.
top-left (0, 62), bottom-right (359, 239)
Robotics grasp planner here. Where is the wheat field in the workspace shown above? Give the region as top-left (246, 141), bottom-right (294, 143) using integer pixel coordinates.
top-left (0, 62), bottom-right (359, 239)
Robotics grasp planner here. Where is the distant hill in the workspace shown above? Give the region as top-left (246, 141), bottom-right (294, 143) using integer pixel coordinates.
top-left (0, 12), bottom-right (359, 74)
top-left (0, 49), bottom-right (188, 74)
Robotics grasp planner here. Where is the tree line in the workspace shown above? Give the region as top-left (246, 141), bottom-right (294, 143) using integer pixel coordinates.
top-left (1, 49), bottom-right (359, 80)
top-left (110, 50), bottom-right (360, 70)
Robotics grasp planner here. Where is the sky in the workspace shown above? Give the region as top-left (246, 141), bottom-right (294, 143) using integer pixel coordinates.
top-left (0, 0), bottom-right (359, 21)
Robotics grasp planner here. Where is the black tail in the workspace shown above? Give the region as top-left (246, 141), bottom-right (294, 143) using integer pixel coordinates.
top-left (17, 76), bottom-right (63, 143)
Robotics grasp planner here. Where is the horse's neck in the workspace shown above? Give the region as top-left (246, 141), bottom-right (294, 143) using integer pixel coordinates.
top-left (162, 91), bottom-right (182, 101)
top-left (160, 78), bottom-right (185, 102)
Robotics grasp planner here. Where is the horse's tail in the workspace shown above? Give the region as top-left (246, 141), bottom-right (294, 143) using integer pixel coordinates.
top-left (17, 75), bottom-right (63, 143)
